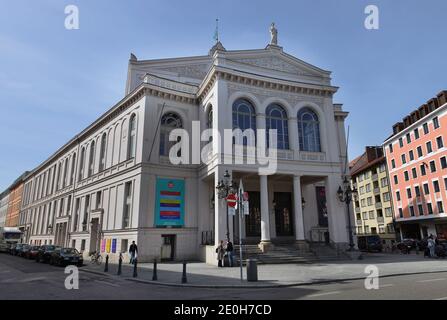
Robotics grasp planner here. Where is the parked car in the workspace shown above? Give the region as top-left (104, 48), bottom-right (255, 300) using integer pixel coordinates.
top-left (36, 245), bottom-right (61, 263)
top-left (357, 235), bottom-right (383, 252)
top-left (11, 243), bottom-right (24, 256)
top-left (19, 244), bottom-right (31, 257)
top-left (50, 248), bottom-right (83, 267)
top-left (396, 238), bottom-right (419, 253)
top-left (25, 245), bottom-right (41, 260)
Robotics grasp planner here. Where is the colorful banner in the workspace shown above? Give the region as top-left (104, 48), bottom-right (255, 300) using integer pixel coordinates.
top-left (155, 178), bottom-right (185, 227)
top-left (106, 239), bottom-right (111, 253)
top-left (112, 239), bottom-right (117, 253)
top-left (101, 239), bottom-right (105, 253)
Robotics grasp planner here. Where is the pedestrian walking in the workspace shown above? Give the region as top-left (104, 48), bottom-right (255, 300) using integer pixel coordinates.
top-left (427, 235), bottom-right (435, 258)
top-left (129, 241), bottom-right (138, 264)
top-left (216, 240), bottom-right (225, 267)
top-left (226, 240), bottom-right (234, 267)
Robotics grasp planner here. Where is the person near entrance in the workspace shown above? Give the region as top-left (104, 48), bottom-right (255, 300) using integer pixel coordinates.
top-left (226, 240), bottom-right (234, 267)
top-left (216, 240), bottom-right (225, 267)
top-left (129, 241), bottom-right (138, 264)
top-left (427, 235), bottom-right (436, 258)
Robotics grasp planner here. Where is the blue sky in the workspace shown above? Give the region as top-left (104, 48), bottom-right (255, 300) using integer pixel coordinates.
top-left (0, 0), bottom-right (446, 191)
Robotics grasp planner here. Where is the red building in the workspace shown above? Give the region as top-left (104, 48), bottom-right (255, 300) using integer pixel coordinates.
top-left (383, 91), bottom-right (447, 240)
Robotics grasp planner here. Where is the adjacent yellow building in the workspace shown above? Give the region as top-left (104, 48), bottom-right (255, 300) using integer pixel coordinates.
top-left (350, 147), bottom-right (396, 248)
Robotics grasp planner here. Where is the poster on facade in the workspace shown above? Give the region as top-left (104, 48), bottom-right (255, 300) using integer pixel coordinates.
top-left (155, 178), bottom-right (185, 227)
top-left (112, 239), bottom-right (117, 253)
top-left (101, 239), bottom-right (105, 253)
top-left (106, 239), bottom-right (111, 253)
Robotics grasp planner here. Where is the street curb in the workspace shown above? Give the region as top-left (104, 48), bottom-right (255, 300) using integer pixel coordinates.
top-left (80, 267), bottom-right (447, 289)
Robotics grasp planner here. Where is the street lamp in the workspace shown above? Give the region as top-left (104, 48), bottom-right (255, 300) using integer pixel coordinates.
top-left (337, 177), bottom-right (358, 251)
top-left (216, 170), bottom-right (233, 242)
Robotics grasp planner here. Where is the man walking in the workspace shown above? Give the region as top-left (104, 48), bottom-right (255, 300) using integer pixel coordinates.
top-left (129, 241), bottom-right (138, 264)
top-left (226, 240), bottom-right (234, 267)
top-left (427, 235), bottom-right (435, 258)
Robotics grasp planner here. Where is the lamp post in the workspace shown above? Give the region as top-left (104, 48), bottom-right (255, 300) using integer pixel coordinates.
top-left (337, 177), bottom-right (357, 251)
top-left (216, 170), bottom-right (233, 242)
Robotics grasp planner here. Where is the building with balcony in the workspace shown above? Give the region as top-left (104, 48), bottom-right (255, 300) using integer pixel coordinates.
top-left (13, 27), bottom-right (351, 264)
top-left (383, 90), bottom-right (447, 240)
top-left (350, 147), bottom-right (396, 248)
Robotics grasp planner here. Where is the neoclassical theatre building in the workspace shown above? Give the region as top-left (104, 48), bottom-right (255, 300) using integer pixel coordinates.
top-left (19, 29), bottom-right (350, 264)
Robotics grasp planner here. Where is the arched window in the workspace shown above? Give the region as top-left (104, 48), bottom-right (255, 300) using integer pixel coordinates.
top-left (99, 133), bottom-right (107, 171)
top-left (297, 107), bottom-right (321, 152)
top-left (232, 98), bottom-right (256, 145)
top-left (70, 153), bottom-right (76, 185)
top-left (207, 107), bottom-right (213, 129)
top-left (88, 141), bottom-right (95, 177)
top-left (159, 112), bottom-right (182, 156)
top-left (79, 147), bottom-right (85, 180)
top-left (128, 114), bottom-right (136, 159)
top-left (63, 158), bottom-right (69, 188)
top-left (265, 104), bottom-right (289, 149)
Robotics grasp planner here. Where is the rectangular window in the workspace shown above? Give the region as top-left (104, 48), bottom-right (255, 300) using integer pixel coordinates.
top-left (404, 171), bottom-right (409, 181)
top-left (361, 199), bottom-right (366, 207)
top-left (367, 197), bottom-right (373, 206)
top-left (410, 206), bottom-right (415, 216)
top-left (407, 188), bottom-right (412, 198)
top-left (438, 201), bottom-right (444, 214)
top-left (406, 133), bottom-right (411, 144)
top-left (391, 159), bottom-right (396, 169)
top-left (83, 195), bottom-right (90, 231)
top-left (423, 123), bottom-right (429, 134)
top-left (396, 191), bottom-right (401, 201)
top-left (399, 208), bottom-right (403, 218)
top-left (362, 212), bottom-right (368, 220)
top-left (428, 203), bottom-right (433, 215)
top-left (417, 146), bottom-right (423, 158)
top-left (67, 195), bottom-right (72, 215)
top-left (121, 239), bottom-right (128, 253)
top-left (96, 191), bottom-right (102, 209)
top-left (365, 183), bottom-right (371, 193)
top-left (401, 154), bottom-right (406, 164)
top-left (444, 177), bottom-right (447, 190)
top-left (441, 157), bottom-right (447, 169)
top-left (430, 160), bottom-right (437, 173)
top-left (399, 138), bottom-right (403, 147)
top-left (81, 239), bottom-right (86, 251)
top-left (359, 186), bottom-right (365, 195)
top-left (412, 168), bottom-right (417, 179)
top-left (389, 144), bottom-right (393, 153)
top-left (418, 204), bottom-right (424, 216)
top-left (423, 183), bottom-right (430, 195)
top-left (380, 177), bottom-right (388, 188)
top-left (433, 117), bottom-right (440, 129)
top-left (59, 198), bottom-right (64, 217)
top-left (427, 141), bottom-right (433, 153)
top-left (122, 182), bottom-right (132, 228)
top-left (434, 180), bottom-right (440, 193)
top-left (74, 198), bottom-right (80, 231)
top-left (369, 211), bottom-right (375, 219)
top-left (409, 150), bottom-right (414, 161)
top-left (415, 186), bottom-right (421, 197)
top-left (383, 192), bottom-right (391, 202)
top-left (394, 175), bottom-right (398, 184)
top-left (414, 128), bottom-right (420, 140)
top-left (437, 136), bottom-right (444, 149)
top-left (385, 207), bottom-right (393, 217)
top-left (420, 164), bottom-right (427, 176)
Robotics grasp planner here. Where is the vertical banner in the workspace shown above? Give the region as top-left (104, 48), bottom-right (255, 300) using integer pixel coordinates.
top-left (101, 239), bottom-right (105, 253)
top-left (155, 178), bottom-right (185, 227)
top-left (106, 239), bottom-right (111, 253)
top-left (112, 239), bottom-right (117, 253)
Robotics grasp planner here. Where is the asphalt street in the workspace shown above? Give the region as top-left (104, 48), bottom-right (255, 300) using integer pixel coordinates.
top-left (1, 253), bottom-right (447, 300)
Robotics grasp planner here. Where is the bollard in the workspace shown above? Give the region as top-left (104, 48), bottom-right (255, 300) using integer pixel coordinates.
top-left (104, 254), bottom-right (109, 272)
top-left (133, 258), bottom-right (138, 278)
top-left (246, 259), bottom-right (258, 282)
top-left (181, 261), bottom-right (187, 284)
top-left (117, 253), bottom-right (122, 275)
top-left (152, 259), bottom-right (158, 281)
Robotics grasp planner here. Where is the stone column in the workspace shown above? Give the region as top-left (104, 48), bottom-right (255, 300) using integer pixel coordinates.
top-left (259, 175), bottom-right (273, 252)
top-left (288, 117), bottom-right (299, 159)
top-left (325, 174), bottom-right (349, 251)
top-left (293, 175), bottom-right (308, 251)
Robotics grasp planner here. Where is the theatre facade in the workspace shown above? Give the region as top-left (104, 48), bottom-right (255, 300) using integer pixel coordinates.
top-left (18, 32), bottom-right (350, 264)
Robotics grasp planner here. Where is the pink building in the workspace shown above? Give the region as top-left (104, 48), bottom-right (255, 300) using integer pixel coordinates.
top-left (383, 91), bottom-right (447, 240)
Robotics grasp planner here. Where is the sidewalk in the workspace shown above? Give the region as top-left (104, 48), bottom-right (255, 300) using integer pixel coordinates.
top-left (80, 253), bottom-right (447, 288)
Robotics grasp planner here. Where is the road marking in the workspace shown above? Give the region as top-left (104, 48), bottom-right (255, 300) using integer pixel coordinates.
top-left (20, 277), bottom-right (47, 283)
top-left (380, 284), bottom-right (394, 288)
top-left (434, 297), bottom-right (447, 300)
top-left (94, 280), bottom-right (120, 287)
top-left (417, 278), bottom-right (446, 283)
top-left (307, 291), bottom-right (341, 298)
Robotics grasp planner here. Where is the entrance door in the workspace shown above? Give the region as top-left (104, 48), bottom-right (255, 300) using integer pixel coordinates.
top-left (315, 186), bottom-right (328, 227)
top-left (89, 218), bottom-right (99, 253)
top-left (245, 192), bottom-right (261, 237)
top-left (161, 235), bottom-right (176, 261)
top-left (274, 192), bottom-right (293, 236)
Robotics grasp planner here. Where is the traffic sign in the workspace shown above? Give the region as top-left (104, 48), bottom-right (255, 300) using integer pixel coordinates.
top-left (226, 194), bottom-right (237, 207)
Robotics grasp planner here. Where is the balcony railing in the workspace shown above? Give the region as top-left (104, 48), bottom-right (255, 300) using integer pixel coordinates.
top-left (372, 174), bottom-right (378, 181)
top-left (355, 207), bottom-right (361, 213)
top-left (299, 151), bottom-right (326, 162)
top-left (377, 216), bottom-right (385, 223)
top-left (375, 202), bottom-right (382, 209)
top-left (356, 219), bottom-right (363, 225)
top-left (373, 188), bottom-right (380, 195)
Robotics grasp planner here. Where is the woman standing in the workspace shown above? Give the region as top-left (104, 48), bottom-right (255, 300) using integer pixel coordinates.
top-left (216, 240), bottom-right (225, 267)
